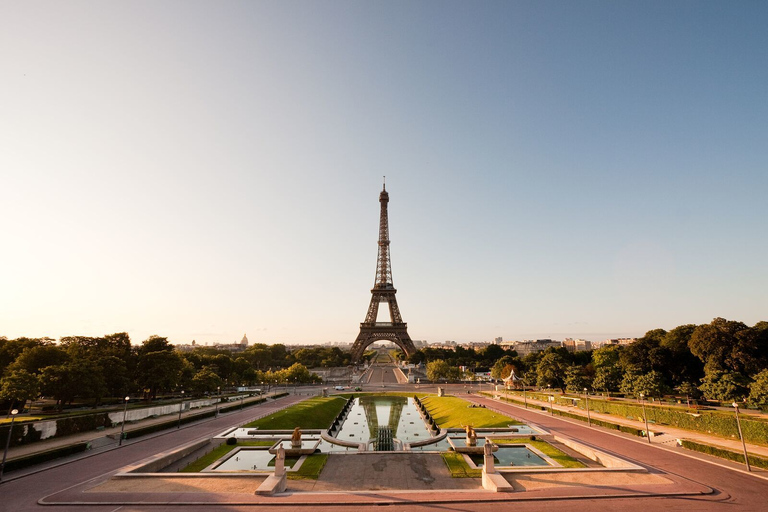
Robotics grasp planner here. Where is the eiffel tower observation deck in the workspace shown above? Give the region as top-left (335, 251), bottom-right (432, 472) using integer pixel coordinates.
top-left (350, 180), bottom-right (416, 362)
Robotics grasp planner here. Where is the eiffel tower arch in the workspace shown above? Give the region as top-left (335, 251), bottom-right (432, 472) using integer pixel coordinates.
top-left (351, 181), bottom-right (416, 362)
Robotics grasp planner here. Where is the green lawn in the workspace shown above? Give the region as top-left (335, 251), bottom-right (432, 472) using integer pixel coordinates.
top-left (420, 396), bottom-right (519, 428)
top-left (441, 452), bottom-right (481, 478)
top-left (243, 396), bottom-right (347, 430)
top-left (180, 440), bottom-right (274, 472)
top-left (493, 439), bottom-right (586, 468)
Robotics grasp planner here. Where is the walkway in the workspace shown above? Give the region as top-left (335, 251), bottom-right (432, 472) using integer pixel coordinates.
top-left (4, 391), bottom-right (307, 465)
top-left (482, 390), bottom-right (768, 460)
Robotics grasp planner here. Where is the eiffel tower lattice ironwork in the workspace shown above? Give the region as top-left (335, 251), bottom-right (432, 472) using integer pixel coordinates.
top-left (351, 181), bottom-right (416, 362)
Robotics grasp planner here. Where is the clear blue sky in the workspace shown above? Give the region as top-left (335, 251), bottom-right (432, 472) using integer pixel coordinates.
top-left (2, 1), bottom-right (766, 346)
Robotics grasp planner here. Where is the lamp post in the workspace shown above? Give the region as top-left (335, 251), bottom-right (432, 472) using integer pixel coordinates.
top-left (215, 386), bottom-right (220, 418)
top-left (1, 409), bottom-right (19, 482)
top-left (549, 395), bottom-right (554, 416)
top-left (640, 394), bottom-right (651, 444)
top-left (584, 388), bottom-right (591, 427)
top-left (733, 402), bottom-right (751, 472)
top-left (240, 393), bottom-right (244, 411)
top-left (119, 396), bottom-right (130, 446)
top-left (177, 390), bottom-right (185, 429)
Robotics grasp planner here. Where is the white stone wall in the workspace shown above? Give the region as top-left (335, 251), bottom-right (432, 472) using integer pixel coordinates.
top-left (30, 420), bottom-right (58, 440)
top-left (107, 398), bottom-right (220, 425)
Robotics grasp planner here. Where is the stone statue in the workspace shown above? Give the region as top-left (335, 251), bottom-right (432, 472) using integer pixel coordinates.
top-left (291, 427), bottom-right (302, 447)
top-left (464, 425), bottom-right (477, 447)
top-left (483, 440), bottom-right (495, 473)
top-left (275, 446), bottom-right (286, 477)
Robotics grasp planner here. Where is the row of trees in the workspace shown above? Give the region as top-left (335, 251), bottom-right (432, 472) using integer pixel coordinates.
top-left (0, 334), bottom-right (333, 413)
top-left (411, 318), bottom-right (768, 407)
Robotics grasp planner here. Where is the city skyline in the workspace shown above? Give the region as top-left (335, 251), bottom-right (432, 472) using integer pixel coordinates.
top-left (2, 2), bottom-right (766, 346)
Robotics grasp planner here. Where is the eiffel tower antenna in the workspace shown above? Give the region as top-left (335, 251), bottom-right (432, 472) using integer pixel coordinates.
top-left (351, 182), bottom-right (415, 362)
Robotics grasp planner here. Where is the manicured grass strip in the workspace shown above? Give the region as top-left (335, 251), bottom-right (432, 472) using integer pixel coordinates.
top-left (288, 453), bottom-right (329, 480)
top-left (181, 444), bottom-right (236, 472)
top-left (421, 396), bottom-right (519, 428)
top-left (180, 441), bottom-right (275, 472)
top-left (681, 439), bottom-right (768, 470)
top-left (493, 439), bottom-right (586, 468)
top-left (442, 452), bottom-right (481, 478)
top-left (244, 397), bottom-right (347, 430)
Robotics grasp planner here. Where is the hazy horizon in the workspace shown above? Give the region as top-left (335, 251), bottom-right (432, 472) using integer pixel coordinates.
top-left (3, 2), bottom-right (766, 347)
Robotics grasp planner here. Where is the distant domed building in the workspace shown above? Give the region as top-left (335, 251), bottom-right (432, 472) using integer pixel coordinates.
top-left (240, 334), bottom-right (249, 347)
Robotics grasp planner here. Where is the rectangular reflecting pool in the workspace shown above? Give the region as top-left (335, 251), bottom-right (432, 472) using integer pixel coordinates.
top-left (212, 448), bottom-right (299, 472)
top-left (469, 445), bottom-right (548, 467)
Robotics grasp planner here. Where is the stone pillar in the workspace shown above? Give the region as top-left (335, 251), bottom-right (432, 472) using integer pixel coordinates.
top-left (483, 441), bottom-right (495, 474)
top-left (437, 387), bottom-right (444, 397)
top-left (274, 446), bottom-right (286, 477)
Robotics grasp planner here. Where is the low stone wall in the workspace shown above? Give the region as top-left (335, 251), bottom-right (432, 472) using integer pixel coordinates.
top-left (553, 435), bottom-right (644, 470)
top-left (107, 398), bottom-right (221, 425)
top-left (122, 438), bottom-right (213, 474)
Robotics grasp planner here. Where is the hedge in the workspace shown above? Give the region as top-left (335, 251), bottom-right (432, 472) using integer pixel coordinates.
top-left (499, 390), bottom-right (768, 445)
top-left (1, 397), bottom-right (271, 447)
top-left (271, 392), bottom-right (290, 400)
top-left (0, 413), bottom-right (111, 448)
top-left (485, 393), bottom-right (644, 437)
top-left (680, 439), bottom-right (768, 470)
top-left (3, 442), bottom-right (90, 473)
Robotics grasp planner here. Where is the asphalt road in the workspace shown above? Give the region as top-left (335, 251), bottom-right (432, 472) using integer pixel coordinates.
top-left (1, 393), bottom-right (307, 512)
top-left (4, 387), bottom-right (768, 511)
top-left (367, 363), bottom-right (400, 385)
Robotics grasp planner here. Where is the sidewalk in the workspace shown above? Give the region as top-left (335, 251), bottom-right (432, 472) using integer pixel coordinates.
top-left (486, 390), bottom-right (768, 460)
top-left (5, 391), bottom-right (297, 462)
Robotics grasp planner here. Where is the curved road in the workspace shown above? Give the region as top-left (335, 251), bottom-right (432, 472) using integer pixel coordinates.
top-left (4, 389), bottom-right (768, 511)
top-left (2, 394), bottom-right (306, 512)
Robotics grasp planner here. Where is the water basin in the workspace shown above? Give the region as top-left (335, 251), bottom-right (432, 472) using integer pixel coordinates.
top-left (470, 445), bottom-right (548, 467)
top-left (212, 448), bottom-right (299, 472)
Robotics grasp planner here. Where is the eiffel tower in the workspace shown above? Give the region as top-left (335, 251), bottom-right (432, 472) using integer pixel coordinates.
top-left (351, 180), bottom-right (416, 362)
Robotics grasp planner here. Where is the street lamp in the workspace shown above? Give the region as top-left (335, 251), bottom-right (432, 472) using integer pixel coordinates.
top-left (640, 394), bottom-right (651, 444)
top-left (1, 409), bottom-right (19, 482)
top-left (119, 396), bottom-right (130, 446)
top-left (549, 395), bottom-right (554, 416)
top-left (732, 402), bottom-right (751, 472)
top-left (215, 386), bottom-right (220, 418)
top-left (177, 390), bottom-right (185, 429)
top-left (584, 388), bottom-right (591, 427)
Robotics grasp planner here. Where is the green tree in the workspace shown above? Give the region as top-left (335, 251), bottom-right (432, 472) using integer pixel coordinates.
top-left (591, 345), bottom-right (622, 392)
top-left (536, 349), bottom-right (567, 388)
top-left (619, 366), bottom-right (642, 397)
top-left (689, 318), bottom-right (750, 373)
top-left (40, 359), bottom-right (105, 410)
top-left (699, 369), bottom-right (749, 402)
top-left (191, 367), bottom-right (224, 394)
top-left (426, 359), bottom-right (451, 382)
top-left (136, 349), bottom-right (183, 399)
top-left (0, 337), bottom-right (55, 377)
top-left (9, 344), bottom-right (68, 374)
top-left (564, 365), bottom-right (590, 392)
top-left (0, 369), bottom-right (40, 415)
top-left (633, 371), bottom-right (665, 398)
top-left (747, 369), bottom-right (768, 408)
